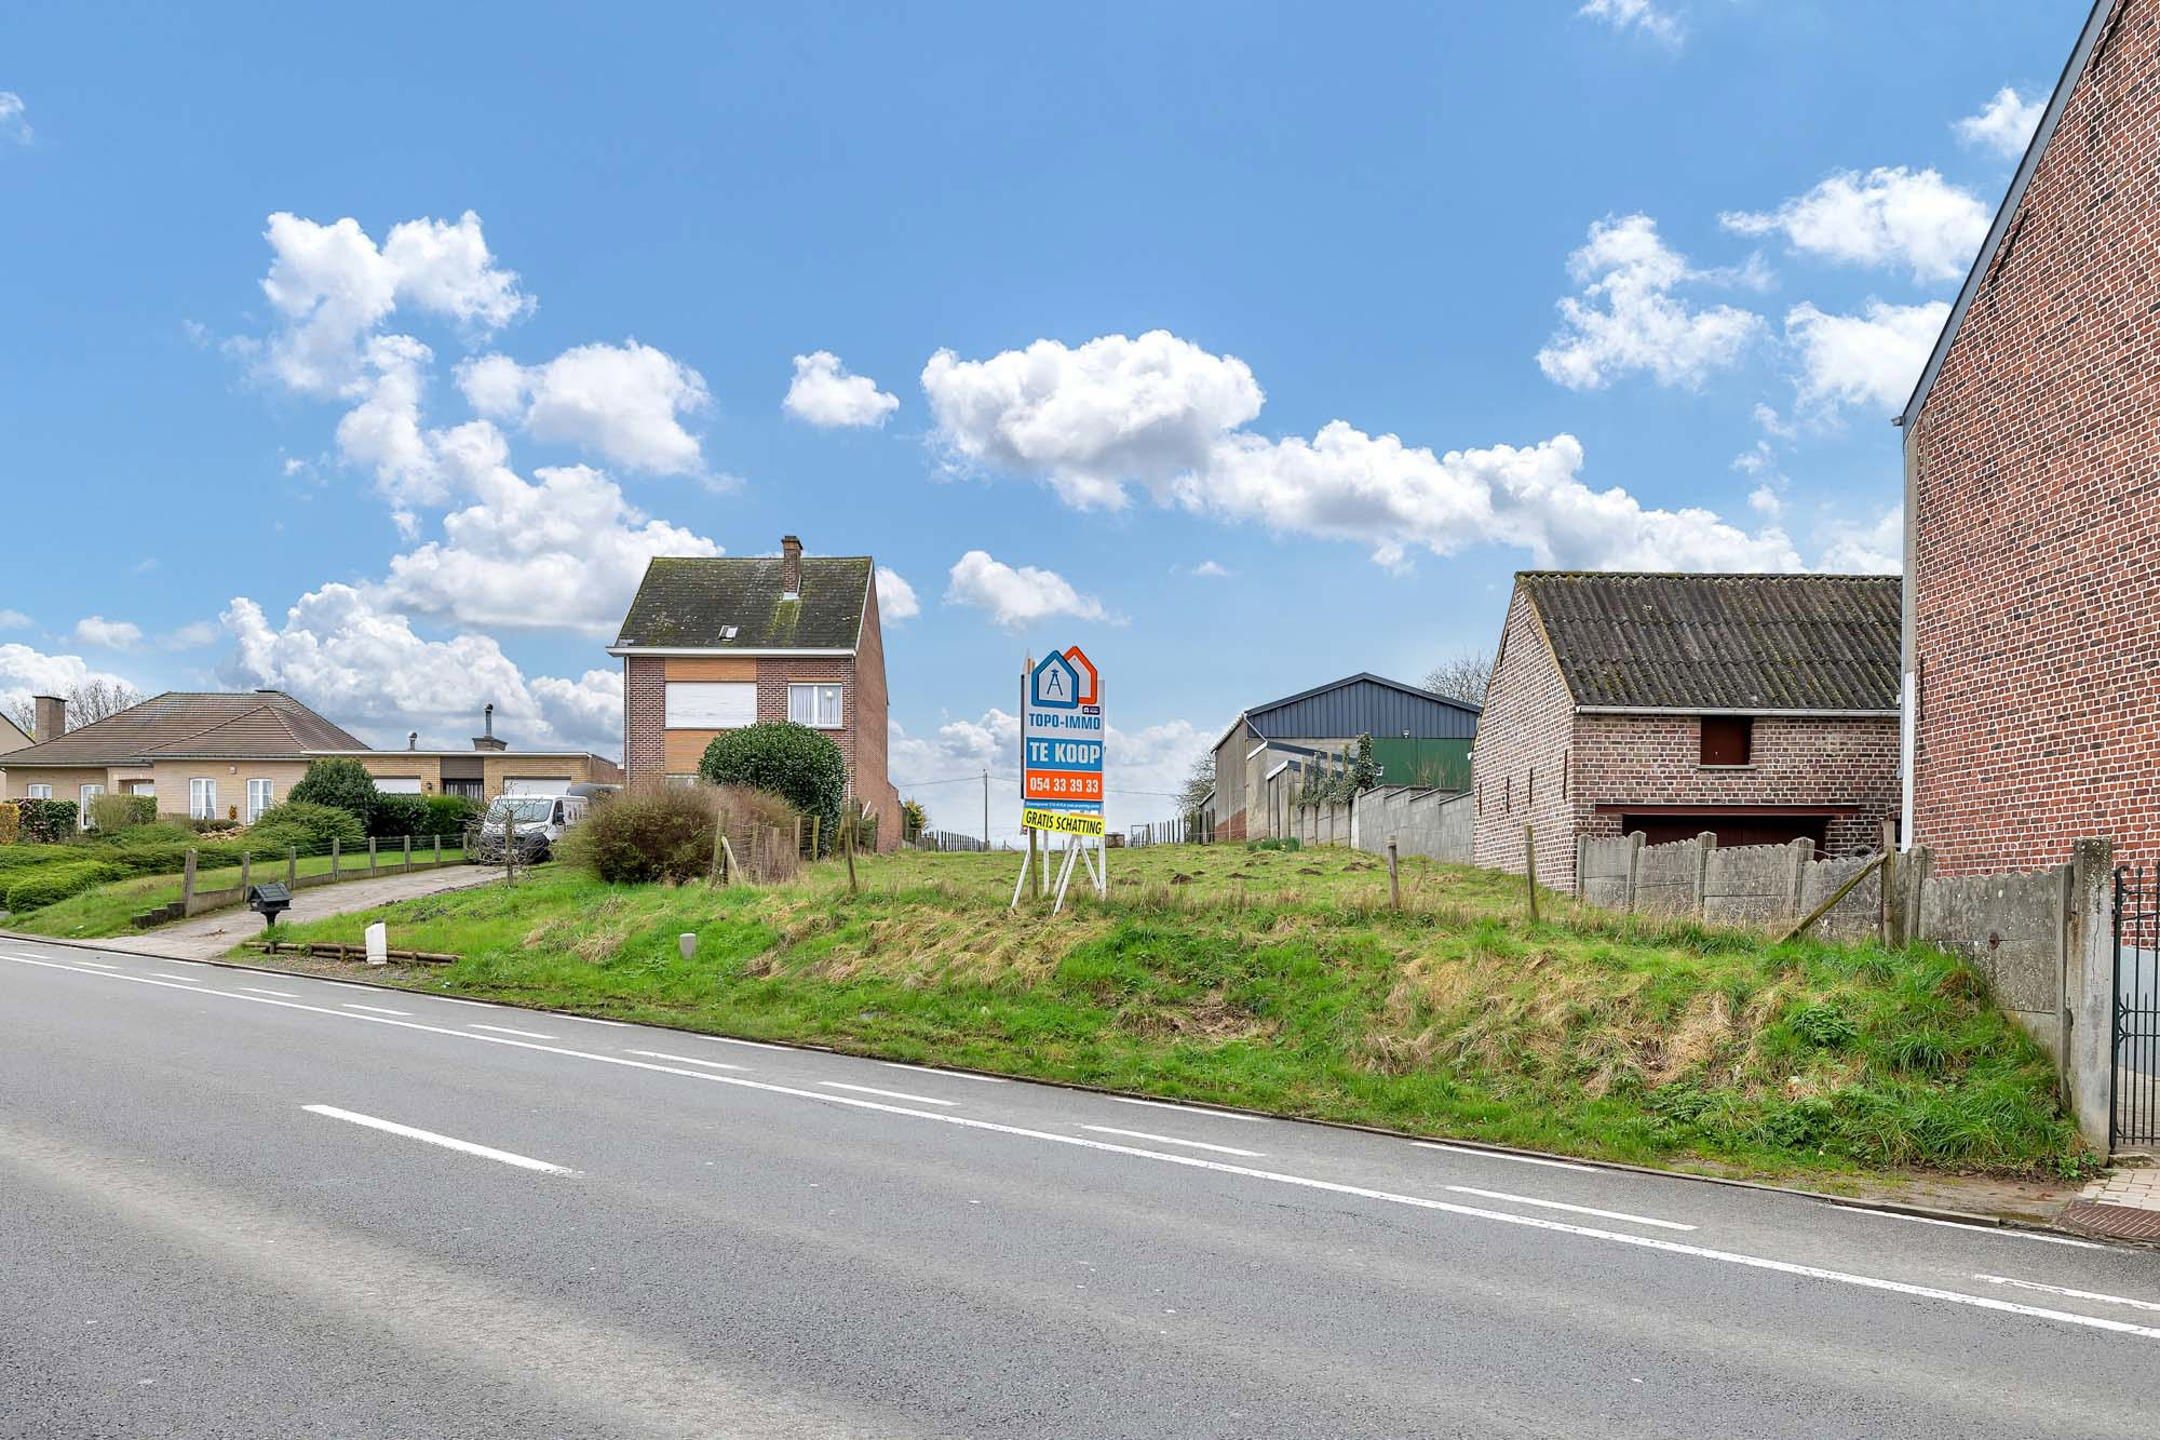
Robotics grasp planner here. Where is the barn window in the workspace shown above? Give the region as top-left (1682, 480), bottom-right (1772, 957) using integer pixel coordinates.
top-left (1700, 716), bottom-right (1753, 767)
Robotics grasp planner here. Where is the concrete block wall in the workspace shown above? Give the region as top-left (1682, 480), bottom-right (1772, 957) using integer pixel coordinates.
top-left (1350, 787), bottom-right (1472, 864)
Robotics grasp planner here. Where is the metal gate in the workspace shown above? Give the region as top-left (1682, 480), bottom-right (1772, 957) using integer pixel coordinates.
top-left (2112, 866), bottom-right (2160, 1149)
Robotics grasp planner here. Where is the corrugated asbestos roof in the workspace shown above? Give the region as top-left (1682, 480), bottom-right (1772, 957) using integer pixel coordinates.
top-left (1519, 572), bottom-right (1902, 712)
top-left (0, 691), bottom-right (369, 767)
top-left (613, 556), bottom-right (872, 650)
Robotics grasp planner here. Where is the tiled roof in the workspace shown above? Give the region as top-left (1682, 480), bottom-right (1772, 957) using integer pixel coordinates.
top-left (1519, 572), bottom-right (1902, 712)
top-left (0, 691), bottom-right (369, 767)
top-left (613, 555), bottom-right (872, 650)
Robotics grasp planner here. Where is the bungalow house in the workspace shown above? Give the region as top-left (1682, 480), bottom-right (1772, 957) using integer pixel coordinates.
top-left (0, 690), bottom-right (619, 823)
top-left (610, 534), bottom-right (901, 846)
top-left (1899, 0), bottom-right (2160, 875)
top-left (1209, 673), bottom-right (1480, 842)
top-left (0, 710), bottom-right (30, 755)
top-left (1470, 572), bottom-right (1902, 891)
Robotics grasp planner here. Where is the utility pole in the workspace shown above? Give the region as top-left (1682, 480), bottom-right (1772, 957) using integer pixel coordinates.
top-left (982, 767), bottom-right (990, 852)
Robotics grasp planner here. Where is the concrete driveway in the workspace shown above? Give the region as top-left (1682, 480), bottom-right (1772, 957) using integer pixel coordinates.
top-left (67, 863), bottom-right (508, 961)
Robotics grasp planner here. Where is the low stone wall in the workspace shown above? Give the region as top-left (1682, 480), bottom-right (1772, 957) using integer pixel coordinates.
top-left (1915, 867), bottom-right (2072, 1060)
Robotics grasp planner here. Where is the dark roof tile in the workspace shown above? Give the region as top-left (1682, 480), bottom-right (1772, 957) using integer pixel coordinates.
top-left (614, 556), bottom-right (871, 650)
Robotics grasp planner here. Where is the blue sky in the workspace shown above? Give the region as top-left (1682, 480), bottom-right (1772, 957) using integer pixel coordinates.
top-left (0, 1), bottom-right (2082, 836)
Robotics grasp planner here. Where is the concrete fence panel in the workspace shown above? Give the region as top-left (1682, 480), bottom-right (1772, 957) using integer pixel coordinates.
top-left (1633, 838), bottom-right (1701, 917)
top-left (1915, 866), bottom-right (2071, 1059)
top-left (1347, 787), bottom-right (1472, 864)
top-left (1577, 834), bottom-right (1638, 909)
top-left (1797, 855), bottom-right (1882, 943)
top-left (1704, 839), bottom-right (1811, 929)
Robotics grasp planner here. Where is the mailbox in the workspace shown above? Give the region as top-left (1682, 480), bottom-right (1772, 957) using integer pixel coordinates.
top-left (248, 882), bottom-right (293, 930)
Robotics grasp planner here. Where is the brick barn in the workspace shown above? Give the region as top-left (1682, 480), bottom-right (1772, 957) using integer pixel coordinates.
top-left (1470, 572), bottom-right (1901, 891)
top-left (610, 535), bottom-right (901, 846)
top-left (1900, 0), bottom-right (2160, 875)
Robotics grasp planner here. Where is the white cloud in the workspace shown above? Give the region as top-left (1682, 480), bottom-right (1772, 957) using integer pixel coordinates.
top-left (1537, 215), bottom-right (1764, 391)
top-left (926, 327), bottom-right (1805, 573)
top-left (70, 616), bottom-right (144, 651)
top-left (1578, 0), bottom-right (1683, 47)
top-left (256, 211), bottom-right (529, 399)
top-left (0, 644), bottom-right (135, 725)
top-left (888, 709), bottom-right (1210, 839)
top-left (220, 588), bottom-right (620, 753)
top-left (0, 92), bottom-right (29, 144)
top-left (1721, 168), bottom-right (1990, 284)
top-left (457, 341), bottom-right (709, 476)
top-left (876, 566), bottom-right (920, 622)
top-left (378, 422), bottom-right (721, 635)
top-left (1956, 86), bottom-right (2045, 160)
top-left (1817, 506), bottom-right (1903, 574)
top-left (163, 621), bottom-right (221, 651)
top-left (0, 610), bottom-right (29, 630)
top-left (1192, 560), bottom-right (1232, 578)
top-left (784, 351), bottom-right (900, 429)
top-left (1785, 299), bottom-right (1949, 415)
top-left (945, 551), bottom-right (1112, 629)
top-left (922, 331), bottom-right (1264, 509)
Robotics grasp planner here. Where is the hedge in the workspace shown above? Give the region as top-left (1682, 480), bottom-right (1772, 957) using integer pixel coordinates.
top-left (698, 722), bottom-right (846, 853)
top-left (4, 860), bottom-right (124, 913)
top-left (15, 799), bottom-right (79, 844)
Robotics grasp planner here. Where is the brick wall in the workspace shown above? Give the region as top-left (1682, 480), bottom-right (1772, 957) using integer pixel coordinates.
top-left (1910, 0), bottom-right (2160, 874)
top-left (624, 655), bottom-right (666, 781)
top-left (1471, 586), bottom-right (1580, 883)
top-left (850, 579), bottom-right (900, 849)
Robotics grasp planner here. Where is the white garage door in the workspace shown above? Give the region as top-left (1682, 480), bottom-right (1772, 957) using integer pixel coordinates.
top-left (665, 681), bottom-right (756, 729)
top-left (501, 777), bottom-right (574, 796)
top-left (375, 776), bottom-right (424, 795)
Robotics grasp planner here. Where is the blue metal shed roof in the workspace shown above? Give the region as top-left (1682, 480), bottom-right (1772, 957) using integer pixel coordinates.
top-left (1244, 672), bottom-right (1480, 741)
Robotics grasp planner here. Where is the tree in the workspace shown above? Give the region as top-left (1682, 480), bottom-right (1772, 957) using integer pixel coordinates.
top-left (697, 722), bottom-right (847, 852)
top-left (4, 678), bottom-right (146, 738)
top-left (1422, 649), bottom-right (1493, 707)
top-left (287, 757), bottom-right (382, 831)
top-left (900, 798), bottom-right (928, 843)
top-left (1177, 751), bottom-right (1215, 820)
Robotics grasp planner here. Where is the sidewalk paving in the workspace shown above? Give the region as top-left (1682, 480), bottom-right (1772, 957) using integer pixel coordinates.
top-left (61, 864), bottom-right (508, 962)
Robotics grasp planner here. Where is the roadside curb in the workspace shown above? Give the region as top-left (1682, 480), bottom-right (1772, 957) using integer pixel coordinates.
top-left (3, 924), bottom-right (2113, 1247)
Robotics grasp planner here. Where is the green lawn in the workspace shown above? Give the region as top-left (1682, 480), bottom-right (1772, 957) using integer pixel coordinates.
top-left (12, 847), bottom-right (465, 940)
top-left (245, 843), bottom-right (2093, 1183)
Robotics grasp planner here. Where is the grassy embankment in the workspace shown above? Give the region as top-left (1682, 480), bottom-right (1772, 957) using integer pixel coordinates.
top-left (10, 846), bottom-right (464, 940)
top-left (249, 843), bottom-right (2092, 1182)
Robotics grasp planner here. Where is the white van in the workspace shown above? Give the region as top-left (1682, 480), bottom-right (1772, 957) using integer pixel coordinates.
top-left (469, 791), bottom-right (589, 863)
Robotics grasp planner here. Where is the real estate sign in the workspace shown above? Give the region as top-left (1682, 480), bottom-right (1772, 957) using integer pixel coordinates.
top-left (1022, 647), bottom-right (1105, 837)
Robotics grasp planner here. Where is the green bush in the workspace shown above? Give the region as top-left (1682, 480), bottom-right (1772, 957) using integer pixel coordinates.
top-left (4, 860), bottom-right (123, 913)
top-left (15, 799), bottom-right (79, 844)
top-left (370, 793), bottom-right (431, 839)
top-left (697, 722), bottom-right (845, 853)
top-left (88, 793), bottom-right (157, 834)
top-left (424, 794), bottom-right (483, 837)
top-left (0, 801), bottom-right (17, 846)
top-left (247, 800), bottom-right (368, 854)
top-left (288, 758), bottom-right (381, 831)
top-left (558, 783), bottom-right (717, 884)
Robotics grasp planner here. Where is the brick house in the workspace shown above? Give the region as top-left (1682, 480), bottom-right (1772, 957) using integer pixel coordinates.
top-left (1470, 573), bottom-right (1902, 891)
top-left (0, 691), bottom-right (617, 823)
top-left (610, 535), bottom-right (900, 846)
top-left (1900, 0), bottom-right (2160, 875)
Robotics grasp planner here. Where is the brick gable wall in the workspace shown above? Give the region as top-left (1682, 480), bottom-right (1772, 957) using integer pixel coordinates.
top-left (1910, 0), bottom-right (2160, 874)
top-left (1471, 587), bottom-right (1580, 884)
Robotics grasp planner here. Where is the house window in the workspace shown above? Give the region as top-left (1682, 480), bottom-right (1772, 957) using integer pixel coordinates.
top-left (25, 783), bottom-right (51, 800)
top-left (788, 682), bottom-right (843, 728)
top-left (665, 681), bottom-right (756, 728)
top-left (247, 778), bottom-right (276, 823)
top-left (79, 784), bottom-right (104, 828)
top-left (189, 777), bottom-right (218, 821)
top-left (442, 779), bottom-right (484, 800)
top-left (1700, 716), bottom-right (1753, 767)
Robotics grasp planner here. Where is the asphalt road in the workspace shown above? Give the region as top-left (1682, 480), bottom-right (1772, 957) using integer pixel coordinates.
top-left (5, 937), bottom-right (2160, 1439)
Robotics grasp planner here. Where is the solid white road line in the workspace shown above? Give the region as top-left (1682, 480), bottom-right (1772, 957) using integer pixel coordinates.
top-left (1082, 1125), bottom-right (1265, 1158)
top-left (1847, 1207), bottom-right (2103, 1249)
top-left (10, 953), bottom-right (2154, 1346)
top-left (630, 1050), bottom-right (747, 1072)
top-left (1446, 1185), bottom-right (1696, 1232)
top-left (239, 987), bottom-right (299, 998)
top-left (1975, 1274), bottom-right (2160, 1312)
top-left (469, 1023), bottom-right (556, 1040)
top-left (1414, 1141), bottom-right (1597, 1174)
top-left (1109, 1096), bottom-right (1269, 1123)
top-left (820, 1081), bottom-right (959, 1106)
top-left (342, 1003), bottom-right (412, 1016)
top-left (703, 1035), bottom-right (794, 1051)
top-left (302, 1104), bottom-right (576, 1176)
top-left (562, 1015), bottom-right (629, 1028)
top-left (72, 960), bottom-right (122, 969)
top-left (149, 973), bottom-right (201, 983)
top-left (882, 1061), bottom-right (1008, 1083)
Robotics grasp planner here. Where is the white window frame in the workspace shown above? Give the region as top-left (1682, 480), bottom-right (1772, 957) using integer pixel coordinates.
top-left (189, 777), bottom-right (218, 821)
top-left (247, 778), bottom-right (276, 823)
top-left (79, 784), bottom-right (104, 829)
top-left (25, 783), bottom-right (52, 800)
top-left (788, 682), bottom-right (844, 729)
top-left (664, 681), bottom-right (757, 729)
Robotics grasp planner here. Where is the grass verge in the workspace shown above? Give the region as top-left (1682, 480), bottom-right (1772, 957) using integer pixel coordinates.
top-left (246, 844), bottom-right (2095, 1183)
top-left (12, 848), bottom-right (465, 939)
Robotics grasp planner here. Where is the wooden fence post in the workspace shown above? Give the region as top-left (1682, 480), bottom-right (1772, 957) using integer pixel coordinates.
top-left (1879, 817), bottom-right (1901, 947)
top-left (182, 848), bottom-right (198, 916)
top-left (368, 837), bottom-right (378, 877)
top-left (403, 834), bottom-right (413, 873)
top-left (1387, 837), bottom-right (1401, 911)
top-left (1625, 832), bottom-right (1644, 914)
top-left (239, 852), bottom-right (251, 902)
top-left (1574, 834), bottom-right (1589, 901)
top-left (1524, 824), bottom-right (1539, 923)
top-left (287, 846), bottom-right (298, 890)
top-left (1786, 836), bottom-right (1811, 920)
top-left (1695, 832), bottom-right (1717, 921)
top-left (330, 836), bottom-right (340, 881)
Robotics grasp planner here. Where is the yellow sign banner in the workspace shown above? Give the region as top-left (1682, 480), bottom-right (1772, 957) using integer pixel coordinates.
top-left (1023, 807), bottom-right (1105, 836)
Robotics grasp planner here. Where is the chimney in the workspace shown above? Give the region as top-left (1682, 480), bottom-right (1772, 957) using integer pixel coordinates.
top-left (32, 694), bottom-right (65, 744)
top-left (780, 534), bottom-right (803, 599)
top-left (408, 731), bottom-right (419, 752)
top-left (472, 702), bottom-right (508, 752)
